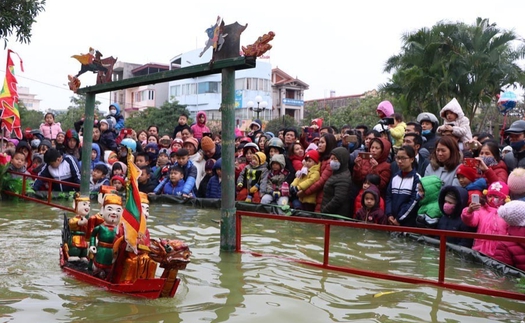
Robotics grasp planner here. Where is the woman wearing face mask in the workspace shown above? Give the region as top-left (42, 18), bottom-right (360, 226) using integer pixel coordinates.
top-left (320, 147), bottom-right (351, 217)
top-left (475, 140), bottom-right (509, 185)
top-left (436, 185), bottom-right (476, 247)
top-left (461, 181), bottom-right (510, 257)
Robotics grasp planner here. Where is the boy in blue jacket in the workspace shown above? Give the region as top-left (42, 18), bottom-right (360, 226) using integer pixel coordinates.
top-left (161, 165), bottom-right (185, 196)
top-left (153, 148), bottom-right (197, 198)
top-left (206, 158), bottom-right (222, 198)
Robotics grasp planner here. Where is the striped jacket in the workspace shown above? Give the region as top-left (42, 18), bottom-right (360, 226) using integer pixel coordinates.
top-left (386, 168), bottom-right (420, 226)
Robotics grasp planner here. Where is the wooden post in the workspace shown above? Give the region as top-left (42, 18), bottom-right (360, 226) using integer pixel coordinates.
top-left (220, 67), bottom-right (237, 251)
top-left (79, 93), bottom-right (95, 195)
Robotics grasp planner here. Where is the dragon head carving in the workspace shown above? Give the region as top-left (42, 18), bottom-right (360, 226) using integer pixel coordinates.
top-left (148, 238), bottom-right (191, 270)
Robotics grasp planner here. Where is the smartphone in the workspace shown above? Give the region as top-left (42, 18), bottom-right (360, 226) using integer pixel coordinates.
top-left (464, 158), bottom-right (479, 168)
top-left (471, 194), bottom-right (480, 204)
top-left (359, 152), bottom-right (372, 159)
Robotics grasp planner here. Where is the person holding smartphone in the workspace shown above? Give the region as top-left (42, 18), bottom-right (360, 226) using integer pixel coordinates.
top-left (353, 137), bottom-right (392, 195)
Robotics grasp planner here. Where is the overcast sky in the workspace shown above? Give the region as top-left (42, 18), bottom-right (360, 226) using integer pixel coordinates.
top-left (2, 0), bottom-right (525, 114)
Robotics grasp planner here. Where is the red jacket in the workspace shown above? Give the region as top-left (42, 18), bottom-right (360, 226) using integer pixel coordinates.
top-left (289, 153), bottom-right (304, 172)
top-left (483, 160), bottom-right (508, 185)
top-left (352, 138), bottom-right (391, 194)
top-left (493, 226), bottom-right (525, 271)
top-left (354, 188), bottom-right (385, 216)
top-left (303, 158), bottom-right (332, 212)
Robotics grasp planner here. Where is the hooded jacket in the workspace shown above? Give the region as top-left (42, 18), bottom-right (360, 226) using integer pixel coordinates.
top-left (100, 118), bottom-right (118, 152)
top-left (437, 185), bottom-right (476, 247)
top-left (261, 154), bottom-right (289, 194)
top-left (416, 175), bottom-right (443, 227)
top-left (353, 137), bottom-right (391, 193)
top-left (206, 158), bottom-right (222, 198)
top-left (107, 103), bottom-right (125, 131)
top-left (355, 184), bottom-right (387, 224)
top-left (291, 162), bottom-right (320, 205)
top-left (190, 111), bottom-right (211, 140)
top-left (321, 147), bottom-right (351, 216)
top-left (437, 98), bottom-right (472, 143)
top-left (247, 119), bottom-right (263, 143)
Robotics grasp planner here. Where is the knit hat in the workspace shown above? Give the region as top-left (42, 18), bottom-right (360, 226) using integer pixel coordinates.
top-left (201, 136), bottom-right (215, 151)
top-left (205, 159), bottom-right (216, 171)
top-left (485, 181), bottom-right (510, 201)
top-left (305, 142), bottom-right (318, 152)
top-left (254, 151), bottom-right (267, 166)
top-left (507, 168), bottom-right (525, 196)
top-left (111, 175), bottom-right (125, 186)
top-left (456, 164), bottom-right (478, 182)
top-left (184, 137), bottom-right (199, 151)
top-left (305, 149), bottom-right (320, 163)
top-left (498, 200), bottom-right (525, 227)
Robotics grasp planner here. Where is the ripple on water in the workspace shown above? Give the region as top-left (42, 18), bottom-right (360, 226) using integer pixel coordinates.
top-left (1, 200), bottom-right (524, 322)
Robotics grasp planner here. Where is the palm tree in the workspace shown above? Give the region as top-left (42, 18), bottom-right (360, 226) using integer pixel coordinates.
top-left (381, 17), bottom-right (525, 125)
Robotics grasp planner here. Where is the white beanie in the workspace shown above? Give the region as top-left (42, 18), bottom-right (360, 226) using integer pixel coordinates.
top-left (507, 168), bottom-right (525, 196)
top-left (498, 200), bottom-right (525, 227)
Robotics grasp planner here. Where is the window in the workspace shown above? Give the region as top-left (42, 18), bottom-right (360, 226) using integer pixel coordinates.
top-left (148, 90), bottom-right (154, 100)
top-left (198, 81), bottom-right (220, 94)
top-left (235, 78), bottom-right (245, 90)
top-left (170, 85), bottom-right (181, 97)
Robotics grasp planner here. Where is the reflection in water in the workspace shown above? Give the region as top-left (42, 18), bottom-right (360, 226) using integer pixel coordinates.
top-left (0, 200), bottom-right (524, 322)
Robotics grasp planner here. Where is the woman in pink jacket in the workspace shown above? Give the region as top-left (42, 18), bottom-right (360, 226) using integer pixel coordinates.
top-left (461, 181), bottom-right (510, 257)
top-left (39, 112), bottom-right (63, 140)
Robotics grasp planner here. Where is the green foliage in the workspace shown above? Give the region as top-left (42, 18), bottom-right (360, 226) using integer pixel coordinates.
top-left (55, 95), bottom-right (103, 132)
top-left (264, 115), bottom-right (299, 135)
top-left (0, 163), bottom-right (34, 199)
top-left (125, 100), bottom-right (191, 136)
top-left (18, 101), bottom-right (44, 130)
top-left (0, 0), bottom-right (46, 48)
top-left (381, 17), bottom-right (525, 128)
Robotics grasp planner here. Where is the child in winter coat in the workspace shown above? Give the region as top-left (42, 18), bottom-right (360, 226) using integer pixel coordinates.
top-left (437, 186), bottom-right (476, 247)
top-left (40, 112), bottom-right (63, 141)
top-left (415, 175), bottom-right (443, 228)
top-left (389, 113), bottom-right (406, 150)
top-left (461, 181), bottom-right (510, 257)
top-left (190, 111), bottom-right (210, 140)
top-left (8, 152), bottom-right (30, 179)
top-left (355, 184), bottom-right (387, 224)
top-left (493, 200), bottom-right (525, 271)
top-left (153, 148), bottom-right (197, 198)
top-left (354, 173), bottom-right (385, 217)
top-left (456, 164), bottom-right (487, 203)
top-left (99, 118), bottom-right (118, 152)
top-left (236, 151), bottom-right (268, 203)
top-left (290, 150), bottom-right (320, 211)
top-left (260, 154), bottom-right (290, 206)
top-left (437, 98), bottom-right (473, 144)
top-left (161, 165), bottom-right (185, 196)
top-left (206, 158), bottom-right (222, 198)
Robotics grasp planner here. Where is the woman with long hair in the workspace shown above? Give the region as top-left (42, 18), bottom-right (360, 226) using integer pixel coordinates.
top-left (300, 133), bottom-right (337, 212)
top-left (476, 140), bottom-right (508, 184)
top-left (424, 136), bottom-right (462, 186)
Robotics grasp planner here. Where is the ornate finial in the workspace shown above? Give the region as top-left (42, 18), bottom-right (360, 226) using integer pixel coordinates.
top-left (242, 31), bottom-right (275, 57)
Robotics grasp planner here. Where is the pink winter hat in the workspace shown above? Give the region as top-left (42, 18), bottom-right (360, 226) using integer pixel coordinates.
top-left (485, 181), bottom-right (510, 200)
top-left (507, 168), bottom-right (525, 196)
top-left (377, 100), bottom-right (394, 117)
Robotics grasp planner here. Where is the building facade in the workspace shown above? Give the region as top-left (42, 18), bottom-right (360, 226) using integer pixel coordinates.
top-left (18, 86), bottom-right (42, 111)
top-left (111, 62), bottom-right (170, 118)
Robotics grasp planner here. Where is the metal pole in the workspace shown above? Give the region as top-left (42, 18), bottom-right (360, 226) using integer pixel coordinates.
top-left (220, 67), bottom-right (236, 251)
top-left (79, 93), bottom-right (95, 195)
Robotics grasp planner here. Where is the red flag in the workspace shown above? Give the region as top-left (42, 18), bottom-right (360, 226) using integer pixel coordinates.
top-left (0, 50), bottom-right (24, 139)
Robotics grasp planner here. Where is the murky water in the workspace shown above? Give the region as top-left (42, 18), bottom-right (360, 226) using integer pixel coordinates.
top-left (0, 199), bottom-right (524, 323)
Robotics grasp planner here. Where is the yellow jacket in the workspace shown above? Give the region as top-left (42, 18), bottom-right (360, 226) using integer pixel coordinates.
top-left (291, 163), bottom-right (320, 204)
top-left (390, 121), bottom-right (406, 148)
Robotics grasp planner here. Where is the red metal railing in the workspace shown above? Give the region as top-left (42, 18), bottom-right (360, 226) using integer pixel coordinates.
top-left (3, 170), bottom-right (77, 212)
top-left (236, 210), bottom-right (525, 301)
